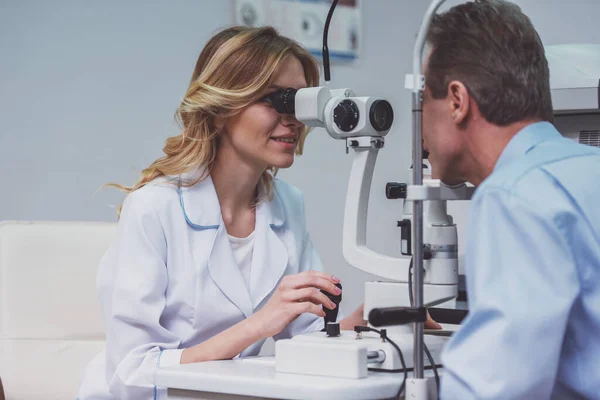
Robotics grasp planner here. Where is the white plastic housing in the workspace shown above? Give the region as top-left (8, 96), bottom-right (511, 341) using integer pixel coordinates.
top-left (279, 330), bottom-right (448, 375)
top-left (343, 142), bottom-right (412, 281)
top-left (407, 182), bottom-right (475, 201)
top-left (294, 86), bottom-right (392, 138)
top-left (275, 339), bottom-right (368, 379)
top-left (423, 201), bottom-right (459, 286)
top-left (323, 96), bottom-right (393, 139)
top-left (343, 142), bottom-right (458, 289)
top-left (294, 87), bottom-right (331, 127)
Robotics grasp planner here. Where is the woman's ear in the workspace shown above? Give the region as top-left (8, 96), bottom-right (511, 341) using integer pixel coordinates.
top-left (214, 116), bottom-right (226, 130)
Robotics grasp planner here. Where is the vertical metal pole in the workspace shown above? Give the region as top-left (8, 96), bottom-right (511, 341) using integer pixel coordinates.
top-left (412, 92), bottom-right (424, 379)
top-left (411, 0), bottom-right (447, 385)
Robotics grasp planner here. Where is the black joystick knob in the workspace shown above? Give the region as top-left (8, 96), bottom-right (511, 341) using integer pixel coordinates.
top-left (326, 322), bottom-right (341, 337)
top-left (321, 282), bottom-right (342, 331)
top-left (386, 182), bottom-right (407, 199)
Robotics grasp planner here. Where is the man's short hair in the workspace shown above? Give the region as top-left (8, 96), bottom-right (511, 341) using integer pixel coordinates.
top-left (426, 0), bottom-right (554, 125)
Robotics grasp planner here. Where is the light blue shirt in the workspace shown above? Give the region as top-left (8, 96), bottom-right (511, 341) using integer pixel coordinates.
top-left (441, 121), bottom-right (600, 400)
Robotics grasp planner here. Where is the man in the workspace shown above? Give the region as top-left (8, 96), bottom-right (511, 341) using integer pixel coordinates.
top-left (421, 1), bottom-right (600, 399)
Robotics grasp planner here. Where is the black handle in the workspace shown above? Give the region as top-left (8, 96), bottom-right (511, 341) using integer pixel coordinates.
top-left (369, 306), bottom-right (426, 327)
top-left (427, 308), bottom-right (469, 325)
top-left (321, 282), bottom-right (342, 330)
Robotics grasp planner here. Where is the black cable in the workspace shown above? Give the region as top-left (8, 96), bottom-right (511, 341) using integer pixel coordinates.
top-left (356, 326), bottom-right (407, 398)
top-left (385, 333), bottom-right (408, 400)
top-left (322, 0), bottom-right (339, 82)
top-left (408, 257), bottom-right (441, 395)
top-left (397, 379), bottom-right (406, 400)
top-left (408, 257), bottom-right (414, 306)
top-left (423, 342), bottom-right (440, 392)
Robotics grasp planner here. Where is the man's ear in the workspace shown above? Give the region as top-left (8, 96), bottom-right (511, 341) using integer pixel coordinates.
top-left (447, 81), bottom-right (470, 125)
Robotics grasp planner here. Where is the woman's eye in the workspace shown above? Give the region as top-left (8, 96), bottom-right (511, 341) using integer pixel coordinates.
top-left (260, 94), bottom-right (274, 105)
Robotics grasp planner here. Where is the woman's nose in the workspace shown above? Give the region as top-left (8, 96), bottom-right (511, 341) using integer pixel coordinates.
top-left (280, 114), bottom-right (303, 128)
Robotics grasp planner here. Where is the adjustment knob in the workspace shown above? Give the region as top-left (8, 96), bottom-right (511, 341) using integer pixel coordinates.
top-left (386, 182), bottom-right (407, 199)
top-left (326, 322), bottom-right (341, 337)
top-left (333, 100), bottom-right (360, 132)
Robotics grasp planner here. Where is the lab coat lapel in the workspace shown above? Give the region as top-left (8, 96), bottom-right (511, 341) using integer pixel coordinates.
top-left (207, 224), bottom-right (254, 318)
top-left (178, 168), bottom-right (253, 318)
top-left (250, 188), bottom-right (288, 309)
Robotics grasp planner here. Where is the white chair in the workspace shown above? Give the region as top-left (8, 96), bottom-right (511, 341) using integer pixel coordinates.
top-left (0, 221), bottom-right (115, 400)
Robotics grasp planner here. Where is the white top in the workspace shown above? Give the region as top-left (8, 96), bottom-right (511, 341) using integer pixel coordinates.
top-left (228, 231), bottom-right (255, 291)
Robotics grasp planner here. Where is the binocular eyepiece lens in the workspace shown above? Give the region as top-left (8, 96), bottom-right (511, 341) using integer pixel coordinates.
top-left (265, 87), bottom-right (297, 114)
top-left (369, 100), bottom-right (394, 132)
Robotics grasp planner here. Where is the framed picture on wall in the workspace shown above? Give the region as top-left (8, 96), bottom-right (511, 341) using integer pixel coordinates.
top-left (234, 0), bottom-right (361, 62)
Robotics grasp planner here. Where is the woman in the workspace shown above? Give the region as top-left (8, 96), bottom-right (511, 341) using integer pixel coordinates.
top-left (77, 26), bottom-right (367, 399)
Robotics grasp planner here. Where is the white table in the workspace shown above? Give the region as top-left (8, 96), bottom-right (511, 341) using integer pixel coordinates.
top-left (154, 356), bottom-right (441, 400)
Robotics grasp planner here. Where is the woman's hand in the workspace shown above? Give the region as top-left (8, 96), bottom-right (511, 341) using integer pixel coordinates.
top-left (251, 270), bottom-right (341, 338)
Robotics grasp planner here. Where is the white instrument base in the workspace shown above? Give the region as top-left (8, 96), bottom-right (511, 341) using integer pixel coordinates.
top-left (155, 330), bottom-right (449, 400)
top-left (156, 356), bottom-right (441, 400)
top-left (275, 330), bottom-right (447, 379)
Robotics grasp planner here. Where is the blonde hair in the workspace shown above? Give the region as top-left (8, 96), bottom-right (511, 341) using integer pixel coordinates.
top-left (111, 26), bottom-right (320, 215)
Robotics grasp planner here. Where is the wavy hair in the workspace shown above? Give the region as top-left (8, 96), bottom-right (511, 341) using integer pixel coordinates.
top-left (110, 26), bottom-right (320, 215)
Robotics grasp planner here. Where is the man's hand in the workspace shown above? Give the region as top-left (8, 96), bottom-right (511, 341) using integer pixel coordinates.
top-left (340, 303), bottom-right (366, 330)
top-left (426, 310), bottom-right (442, 329)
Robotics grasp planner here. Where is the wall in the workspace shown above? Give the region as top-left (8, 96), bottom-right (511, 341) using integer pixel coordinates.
top-left (0, 0), bottom-right (233, 221)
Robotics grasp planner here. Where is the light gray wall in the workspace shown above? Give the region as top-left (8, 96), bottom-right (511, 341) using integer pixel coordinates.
top-left (2, 0), bottom-right (600, 319)
top-left (0, 0), bottom-right (233, 221)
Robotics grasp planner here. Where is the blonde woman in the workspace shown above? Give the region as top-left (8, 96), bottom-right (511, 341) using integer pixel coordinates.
top-left (77, 26), bottom-right (368, 399)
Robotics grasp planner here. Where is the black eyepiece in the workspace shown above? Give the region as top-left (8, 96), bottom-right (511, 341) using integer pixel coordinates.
top-left (369, 100), bottom-right (394, 132)
top-left (264, 87), bottom-right (297, 114)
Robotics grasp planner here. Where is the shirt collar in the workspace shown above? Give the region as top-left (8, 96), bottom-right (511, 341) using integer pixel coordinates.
top-left (494, 121), bottom-right (562, 172)
top-left (177, 167), bottom-right (285, 230)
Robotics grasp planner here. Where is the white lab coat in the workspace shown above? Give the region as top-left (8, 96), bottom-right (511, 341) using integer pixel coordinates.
top-left (77, 169), bottom-right (326, 400)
